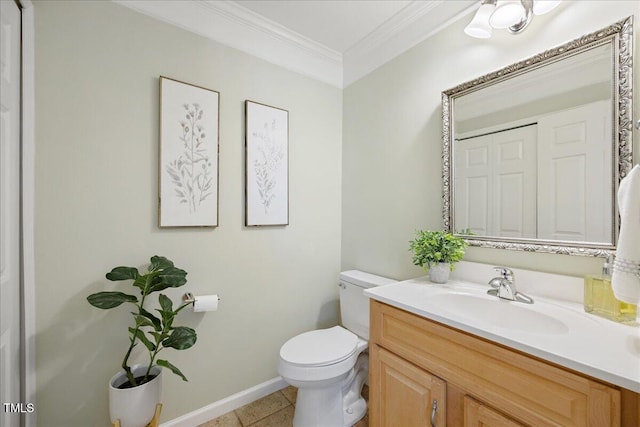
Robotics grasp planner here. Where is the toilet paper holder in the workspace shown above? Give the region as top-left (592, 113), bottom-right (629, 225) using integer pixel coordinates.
top-left (182, 292), bottom-right (221, 304)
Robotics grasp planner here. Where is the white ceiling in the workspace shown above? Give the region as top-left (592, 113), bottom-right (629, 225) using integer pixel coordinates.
top-left (115, 0), bottom-right (477, 87)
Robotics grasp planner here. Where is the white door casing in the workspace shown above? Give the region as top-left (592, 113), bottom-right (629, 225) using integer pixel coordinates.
top-left (0, 1), bottom-right (22, 426)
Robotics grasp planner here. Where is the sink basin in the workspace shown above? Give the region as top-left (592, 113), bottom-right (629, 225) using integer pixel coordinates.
top-left (428, 292), bottom-right (570, 334)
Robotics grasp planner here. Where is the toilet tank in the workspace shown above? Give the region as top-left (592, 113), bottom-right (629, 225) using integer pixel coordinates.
top-left (339, 270), bottom-right (396, 340)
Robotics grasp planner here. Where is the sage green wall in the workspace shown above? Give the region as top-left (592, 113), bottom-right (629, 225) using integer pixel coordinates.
top-left (34, 1), bottom-right (342, 425)
top-left (31, 0), bottom-right (640, 425)
top-left (342, 1), bottom-right (640, 281)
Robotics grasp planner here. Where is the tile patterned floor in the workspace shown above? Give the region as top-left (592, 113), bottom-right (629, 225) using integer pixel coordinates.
top-left (198, 385), bottom-right (369, 427)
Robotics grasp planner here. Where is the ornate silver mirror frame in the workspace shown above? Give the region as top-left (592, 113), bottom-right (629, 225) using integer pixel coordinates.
top-left (442, 16), bottom-right (633, 257)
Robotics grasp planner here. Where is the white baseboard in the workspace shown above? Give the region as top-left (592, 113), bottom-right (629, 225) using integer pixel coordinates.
top-left (160, 377), bottom-right (288, 427)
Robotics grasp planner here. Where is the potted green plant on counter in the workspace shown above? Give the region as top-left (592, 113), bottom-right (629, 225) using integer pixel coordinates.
top-left (409, 230), bottom-right (467, 283)
top-left (87, 255), bottom-right (197, 427)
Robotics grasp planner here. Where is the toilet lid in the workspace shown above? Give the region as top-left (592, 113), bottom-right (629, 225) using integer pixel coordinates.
top-left (280, 326), bottom-right (358, 367)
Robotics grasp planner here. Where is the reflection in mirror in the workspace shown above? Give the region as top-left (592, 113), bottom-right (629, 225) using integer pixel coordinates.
top-left (455, 44), bottom-right (613, 243)
top-left (442, 17), bottom-right (633, 257)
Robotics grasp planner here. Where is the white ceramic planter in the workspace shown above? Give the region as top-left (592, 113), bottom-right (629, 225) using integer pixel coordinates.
top-left (109, 364), bottom-right (162, 427)
top-left (428, 262), bottom-right (450, 284)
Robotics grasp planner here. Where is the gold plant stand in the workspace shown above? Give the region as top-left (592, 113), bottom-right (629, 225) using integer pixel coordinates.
top-left (112, 403), bottom-right (162, 427)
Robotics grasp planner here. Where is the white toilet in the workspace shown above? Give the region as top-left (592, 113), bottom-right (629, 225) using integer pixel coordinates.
top-left (278, 270), bottom-right (396, 427)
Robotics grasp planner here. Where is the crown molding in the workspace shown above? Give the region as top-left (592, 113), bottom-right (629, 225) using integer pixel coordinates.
top-left (114, 0), bottom-right (476, 89)
top-left (114, 0), bottom-right (343, 87)
top-left (343, 0), bottom-right (476, 87)
top-left (346, 1), bottom-right (444, 60)
top-left (200, 1), bottom-right (342, 63)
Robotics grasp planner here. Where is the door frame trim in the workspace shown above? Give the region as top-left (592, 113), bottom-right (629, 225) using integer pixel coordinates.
top-left (19, 1), bottom-right (36, 426)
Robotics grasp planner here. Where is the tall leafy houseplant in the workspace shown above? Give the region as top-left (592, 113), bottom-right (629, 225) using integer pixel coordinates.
top-left (409, 230), bottom-right (467, 283)
top-left (87, 255), bottom-right (196, 387)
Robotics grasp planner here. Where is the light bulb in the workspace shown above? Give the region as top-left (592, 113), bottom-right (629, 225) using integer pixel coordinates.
top-left (464, 3), bottom-right (496, 38)
top-left (490, 0), bottom-right (525, 29)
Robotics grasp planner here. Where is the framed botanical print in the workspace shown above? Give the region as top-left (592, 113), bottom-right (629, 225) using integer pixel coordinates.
top-left (245, 100), bottom-right (289, 226)
top-left (159, 76), bottom-right (219, 227)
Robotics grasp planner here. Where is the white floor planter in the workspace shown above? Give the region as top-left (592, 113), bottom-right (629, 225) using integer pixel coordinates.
top-left (428, 262), bottom-right (450, 284)
top-left (109, 364), bottom-right (162, 427)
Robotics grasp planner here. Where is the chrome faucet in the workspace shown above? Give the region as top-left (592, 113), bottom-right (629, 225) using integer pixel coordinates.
top-left (487, 267), bottom-right (533, 304)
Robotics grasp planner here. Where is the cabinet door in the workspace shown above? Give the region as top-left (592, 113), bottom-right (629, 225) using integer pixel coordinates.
top-left (370, 345), bottom-right (446, 427)
top-left (464, 396), bottom-right (525, 427)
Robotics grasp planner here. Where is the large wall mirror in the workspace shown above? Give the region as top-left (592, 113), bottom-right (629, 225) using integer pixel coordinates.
top-left (442, 16), bottom-right (633, 257)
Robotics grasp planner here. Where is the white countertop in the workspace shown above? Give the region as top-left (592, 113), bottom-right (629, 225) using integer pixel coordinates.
top-left (365, 276), bottom-right (640, 393)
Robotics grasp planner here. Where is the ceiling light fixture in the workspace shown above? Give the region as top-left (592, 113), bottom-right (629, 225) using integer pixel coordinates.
top-left (464, 0), bottom-right (496, 38)
top-left (465, 0), bottom-right (561, 38)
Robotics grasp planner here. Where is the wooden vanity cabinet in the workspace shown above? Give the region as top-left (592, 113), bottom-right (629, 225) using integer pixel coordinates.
top-left (370, 345), bottom-right (446, 426)
top-left (369, 300), bottom-right (639, 427)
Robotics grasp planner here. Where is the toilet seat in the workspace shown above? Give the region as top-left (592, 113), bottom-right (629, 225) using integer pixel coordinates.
top-left (280, 326), bottom-right (358, 367)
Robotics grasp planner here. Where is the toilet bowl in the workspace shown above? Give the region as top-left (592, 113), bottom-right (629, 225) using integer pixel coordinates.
top-left (279, 326), bottom-right (369, 427)
top-left (278, 271), bottom-right (396, 427)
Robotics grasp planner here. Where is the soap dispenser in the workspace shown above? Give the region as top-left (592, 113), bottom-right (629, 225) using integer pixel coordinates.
top-left (584, 255), bottom-right (637, 323)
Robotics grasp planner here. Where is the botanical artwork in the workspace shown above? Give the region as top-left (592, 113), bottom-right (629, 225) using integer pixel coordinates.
top-left (245, 101), bottom-right (289, 226)
top-left (160, 77), bottom-right (219, 227)
top-left (253, 120), bottom-right (285, 213)
top-left (165, 103), bottom-right (214, 213)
